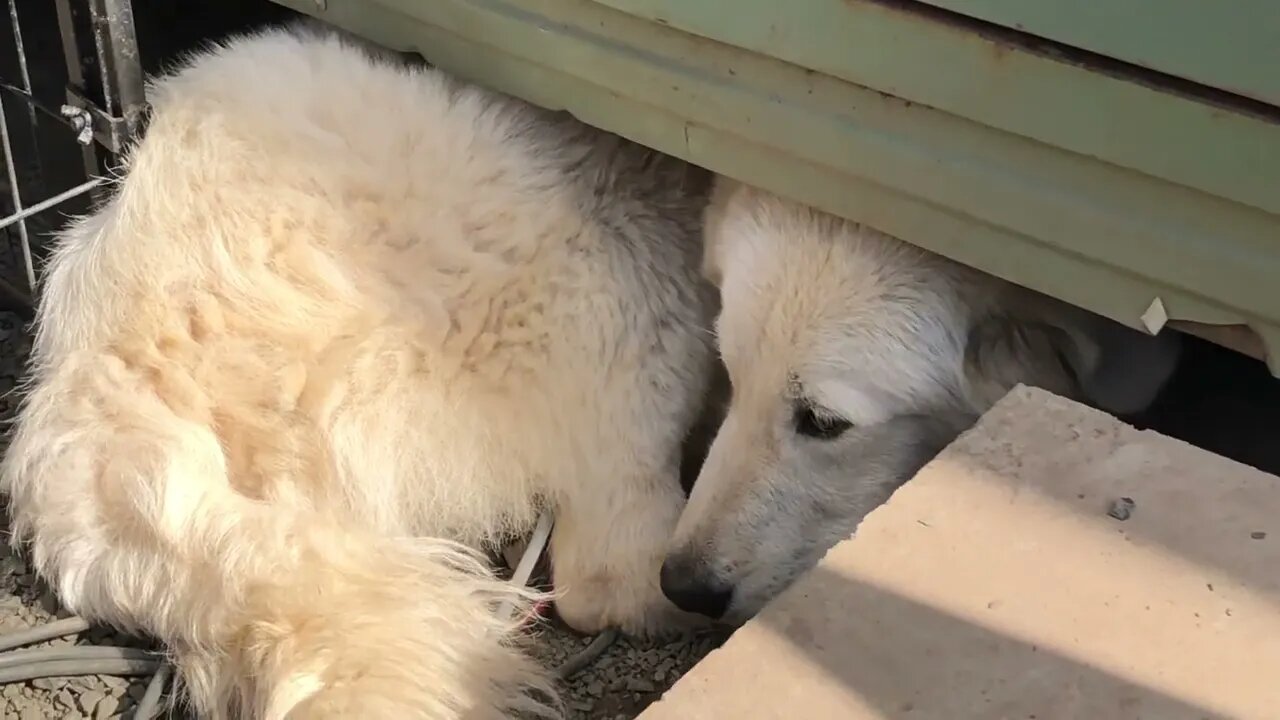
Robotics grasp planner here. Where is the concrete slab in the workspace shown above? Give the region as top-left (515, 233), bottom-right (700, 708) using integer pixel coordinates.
top-left (640, 385), bottom-right (1280, 720)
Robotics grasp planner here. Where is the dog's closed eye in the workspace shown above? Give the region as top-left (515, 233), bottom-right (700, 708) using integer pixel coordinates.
top-left (793, 402), bottom-right (853, 440)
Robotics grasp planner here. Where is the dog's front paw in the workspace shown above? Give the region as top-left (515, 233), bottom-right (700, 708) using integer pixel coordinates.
top-left (553, 560), bottom-right (704, 638)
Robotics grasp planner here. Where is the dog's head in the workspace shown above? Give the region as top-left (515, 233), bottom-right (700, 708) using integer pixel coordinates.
top-left (662, 180), bottom-right (1180, 623)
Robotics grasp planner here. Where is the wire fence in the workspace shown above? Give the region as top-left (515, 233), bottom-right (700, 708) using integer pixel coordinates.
top-left (0, 0), bottom-right (147, 314)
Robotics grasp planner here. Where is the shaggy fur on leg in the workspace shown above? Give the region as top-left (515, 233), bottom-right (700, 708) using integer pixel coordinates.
top-left (2, 24), bottom-right (716, 719)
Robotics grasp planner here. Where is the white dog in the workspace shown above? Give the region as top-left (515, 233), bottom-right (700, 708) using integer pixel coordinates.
top-left (661, 179), bottom-right (1182, 622)
top-left (2, 25), bottom-right (719, 718)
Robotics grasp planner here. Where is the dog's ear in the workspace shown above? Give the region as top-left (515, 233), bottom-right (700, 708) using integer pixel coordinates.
top-left (963, 298), bottom-right (1182, 416)
top-left (962, 314), bottom-right (1089, 410)
top-left (1063, 305), bottom-right (1182, 416)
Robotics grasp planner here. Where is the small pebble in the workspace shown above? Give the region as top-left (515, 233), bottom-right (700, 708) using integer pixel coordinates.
top-left (33, 677), bottom-right (69, 691)
top-left (626, 678), bottom-right (656, 693)
top-left (1251, 531), bottom-right (1267, 540)
top-left (78, 690), bottom-right (106, 715)
top-left (38, 590), bottom-right (60, 616)
top-left (93, 694), bottom-right (120, 719)
top-left (1107, 497), bottom-right (1135, 521)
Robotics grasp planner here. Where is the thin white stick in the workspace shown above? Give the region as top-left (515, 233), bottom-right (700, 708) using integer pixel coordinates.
top-left (496, 511), bottom-right (553, 623)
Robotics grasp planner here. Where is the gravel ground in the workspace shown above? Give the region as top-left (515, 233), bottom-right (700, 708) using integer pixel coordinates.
top-left (532, 626), bottom-right (725, 719)
top-left (0, 309), bottom-right (721, 719)
top-left (0, 549), bottom-right (170, 720)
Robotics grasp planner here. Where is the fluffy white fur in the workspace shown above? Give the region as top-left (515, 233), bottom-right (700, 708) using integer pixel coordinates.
top-left (663, 178), bottom-right (1182, 622)
top-left (3, 26), bottom-right (718, 719)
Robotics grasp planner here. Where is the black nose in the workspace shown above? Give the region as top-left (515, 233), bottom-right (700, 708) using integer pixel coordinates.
top-left (660, 556), bottom-right (733, 619)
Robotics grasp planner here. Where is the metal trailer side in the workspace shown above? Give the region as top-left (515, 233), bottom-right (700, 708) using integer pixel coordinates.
top-left (269, 0), bottom-right (1280, 375)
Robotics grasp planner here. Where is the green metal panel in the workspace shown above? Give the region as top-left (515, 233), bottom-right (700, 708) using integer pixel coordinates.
top-left (594, 0), bottom-right (1280, 218)
top-left (267, 0), bottom-right (1280, 375)
top-left (913, 0), bottom-right (1280, 107)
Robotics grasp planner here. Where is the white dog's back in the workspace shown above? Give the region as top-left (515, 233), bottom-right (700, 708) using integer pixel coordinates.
top-left (4, 26), bottom-right (715, 718)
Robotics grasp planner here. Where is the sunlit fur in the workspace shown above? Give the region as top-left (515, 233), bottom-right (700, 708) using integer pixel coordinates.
top-left (668, 179), bottom-right (1181, 622)
top-left (2, 25), bottom-right (717, 719)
